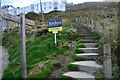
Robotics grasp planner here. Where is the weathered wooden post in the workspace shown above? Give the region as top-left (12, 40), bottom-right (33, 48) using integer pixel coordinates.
top-left (103, 29), bottom-right (112, 78)
top-left (117, 1), bottom-right (120, 73)
top-left (82, 17), bottom-right (84, 25)
top-left (0, 0), bottom-right (1, 43)
top-left (91, 19), bottom-right (95, 32)
top-left (89, 18), bottom-right (92, 31)
top-left (0, 0), bottom-right (2, 79)
top-left (96, 21), bottom-right (99, 33)
top-left (86, 18), bottom-right (88, 26)
top-left (20, 13), bottom-right (27, 79)
top-left (81, 17), bottom-right (83, 25)
top-left (83, 17), bottom-right (85, 26)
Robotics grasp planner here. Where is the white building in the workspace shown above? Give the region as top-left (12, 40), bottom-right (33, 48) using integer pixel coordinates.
top-left (2, 1), bottom-right (65, 15)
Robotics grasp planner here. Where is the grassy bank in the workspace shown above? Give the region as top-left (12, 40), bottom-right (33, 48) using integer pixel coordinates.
top-left (2, 21), bottom-right (80, 78)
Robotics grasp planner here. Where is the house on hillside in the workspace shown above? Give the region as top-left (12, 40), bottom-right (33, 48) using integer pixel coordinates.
top-left (2, 0), bottom-right (65, 15)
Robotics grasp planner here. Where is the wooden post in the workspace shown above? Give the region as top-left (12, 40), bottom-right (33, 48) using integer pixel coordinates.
top-left (117, 1), bottom-right (120, 72)
top-left (82, 18), bottom-right (84, 26)
top-left (6, 20), bottom-right (10, 33)
top-left (40, 0), bottom-right (44, 25)
top-left (91, 19), bottom-right (95, 32)
top-left (103, 29), bottom-right (112, 78)
top-left (86, 18), bottom-right (89, 27)
top-left (20, 13), bottom-right (27, 79)
top-left (0, 0), bottom-right (2, 79)
top-left (96, 21), bottom-right (99, 33)
top-left (0, 0), bottom-right (2, 46)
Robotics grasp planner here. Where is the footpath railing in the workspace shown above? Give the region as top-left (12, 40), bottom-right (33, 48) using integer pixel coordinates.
top-left (76, 17), bottom-right (113, 78)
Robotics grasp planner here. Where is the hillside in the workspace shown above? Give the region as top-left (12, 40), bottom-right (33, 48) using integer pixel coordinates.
top-left (2, 20), bottom-right (80, 78)
top-left (2, 2), bottom-right (120, 79)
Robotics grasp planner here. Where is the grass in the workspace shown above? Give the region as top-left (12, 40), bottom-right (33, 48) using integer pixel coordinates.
top-left (53, 62), bottom-right (62, 68)
top-left (2, 21), bottom-right (80, 78)
top-left (67, 64), bottom-right (79, 71)
top-left (95, 69), bottom-right (104, 79)
top-left (76, 43), bottom-right (86, 48)
top-left (2, 31), bottom-right (73, 78)
top-left (29, 65), bottom-right (53, 78)
top-left (71, 53), bottom-right (91, 61)
top-left (57, 72), bottom-right (74, 80)
top-left (74, 48), bottom-right (84, 54)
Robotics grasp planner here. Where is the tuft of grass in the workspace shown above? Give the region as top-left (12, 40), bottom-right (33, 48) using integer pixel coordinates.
top-left (29, 66), bottom-right (53, 78)
top-left (74, 48), bottom-right (84, 54)
top-left (95, 69), bottom-right (104, 79)
top-left (57, 73), bottom-right (74, 80)
top-left (76, 43), bottom-right (85, 48)
top-left (71, 53), bottom-right (89, 61)
top-left (53, 62), bottom-right (62, 68)
top-left (67, 64), bottom-right (79, 71)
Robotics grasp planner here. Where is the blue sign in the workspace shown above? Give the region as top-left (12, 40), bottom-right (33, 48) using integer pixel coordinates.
top-left (48, 19), bottom-right (62, 28)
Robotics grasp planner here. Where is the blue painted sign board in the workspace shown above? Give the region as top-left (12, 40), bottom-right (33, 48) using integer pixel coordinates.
top-left (48, 19), bottom-right (62, 28)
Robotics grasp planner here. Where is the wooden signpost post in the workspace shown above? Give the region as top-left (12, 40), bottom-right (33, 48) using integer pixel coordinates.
top-left (0, 0), bottom-right (2, 79)
top-left (20, 13), bottom-right (27, 79)
top-left (103, 29), bottom-right (112, 78)
top-left (0, 0), bottom-right (2, 46)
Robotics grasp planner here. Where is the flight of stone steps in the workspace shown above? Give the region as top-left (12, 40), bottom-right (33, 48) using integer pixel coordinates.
top-left (63, 25), bottom-right (103, 79)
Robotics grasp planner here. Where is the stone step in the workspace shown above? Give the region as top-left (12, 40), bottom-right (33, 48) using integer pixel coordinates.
top-left (79, 48), bottom-right (98, 53)
top-left (80, 36), bottom-right (96, 40)
top-left (84, 43), bottom-right (98, 48)
top-left (76, 53), bottom-right (99, 59)
top-left (63, 71), bottom-right (95, 79)
top-left (71, 61), bottom-right (103, 75)
top-left (79, 34), bottom-right (95, 36)
top-left (80, 40), bottom-right (97, 43)
top-left (79, 30), bottom-right (93, 34)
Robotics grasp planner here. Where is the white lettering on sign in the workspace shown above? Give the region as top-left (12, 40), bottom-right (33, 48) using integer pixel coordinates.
top-left (49, 21), bottom-right (62, 27)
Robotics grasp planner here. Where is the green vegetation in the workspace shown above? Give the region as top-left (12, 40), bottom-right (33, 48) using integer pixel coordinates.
top-left (74, 48), bottom-right (84, 54)
top-left (25, 12), bottom-right (39, 20)
top-left (95, 69), bottom-right (104, 80)
top-left (71, 53), bottom-right (92, 62)
top-left (53, 62), bottom-right (62, 68)
top-left (67, 64), bottom-right (79, 71)
top-left (3, 32), bottom-right (68, 78)
top-left (2, 20), bottom-right (80, 78)
top-left (57, 73), bottom-right (73, 80)
top-left (76, 43), bottom-right (86, 48)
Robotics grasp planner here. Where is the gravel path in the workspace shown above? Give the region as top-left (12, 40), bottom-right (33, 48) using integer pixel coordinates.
top-left (0, 46), bottom-right (9, 80)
